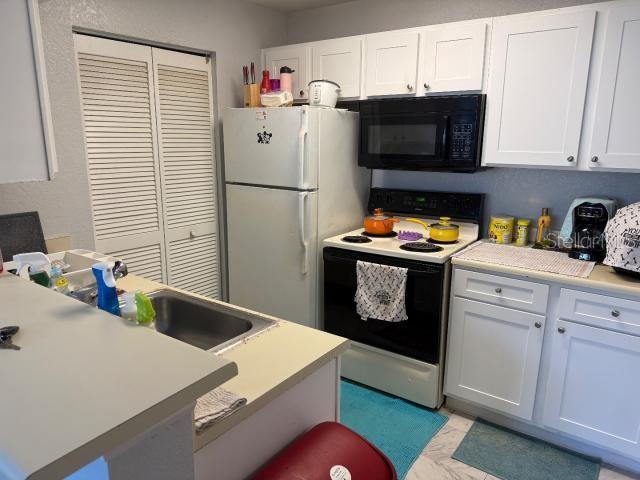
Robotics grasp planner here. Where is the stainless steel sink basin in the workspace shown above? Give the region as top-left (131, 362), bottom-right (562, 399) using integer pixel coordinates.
top-left (146, 289), bottom-right (275, 351)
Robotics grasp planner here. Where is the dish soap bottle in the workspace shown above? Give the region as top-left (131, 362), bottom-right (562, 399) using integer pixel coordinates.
top-left (535, 208), bottom-right (552, 247)
top-left (120, 292), bottom-right (138, 322)
top-left (13, 252), bottom-right (51, 287)
top-left (92, 262), bottom-right (121, 316)
top-left (50, 263), bottom-right (70, 295)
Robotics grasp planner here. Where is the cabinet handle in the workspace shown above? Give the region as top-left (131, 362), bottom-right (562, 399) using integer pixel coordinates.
top-left (494, 287), bottom-right (502, 294)
top-left (612, 309), bottom-right (620, 318)
top-left (566, 156), bottom-right (575, 162)
top-left (299, 90), bottom-right (305, 97)
top-left (407, 84), bottom-right (413, 91)
top-left (558, 327), bottom-right (566, 334)
top-left (424, 83), bottom-right (430, 90)
top-left (591, 156), bottom-right (599, 163)
top-left (534, 322), bottom-right (542, 329)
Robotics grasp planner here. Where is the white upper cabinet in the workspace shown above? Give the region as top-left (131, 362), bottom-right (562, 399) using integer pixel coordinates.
top-left (0, 0), bottom-right (57, 183)
top-left (364, 31), bottom-right (419, 96)
top-left (483, 9), bottom-right (596, 168)
top-left (312, 38), bottom-right (362, 99)
top-left (264, 46), bottom-right (311, 101)
top-left (589, 3), bottom-right (640, 171)
top-left (420, 22), bottom-right (487, 93)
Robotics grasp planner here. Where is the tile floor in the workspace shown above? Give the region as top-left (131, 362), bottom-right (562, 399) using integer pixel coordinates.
top-left (406, 409), bottom-right (640, 480)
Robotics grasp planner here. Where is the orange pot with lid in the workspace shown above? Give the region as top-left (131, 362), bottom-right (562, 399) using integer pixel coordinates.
top-left (364, 208), bottom-right (400, 235)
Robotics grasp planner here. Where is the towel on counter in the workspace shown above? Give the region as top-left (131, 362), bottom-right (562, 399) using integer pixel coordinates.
top-left (355, 260), bottom-right (408, 322)
top-left (194, 387), bottom-right (247, 433)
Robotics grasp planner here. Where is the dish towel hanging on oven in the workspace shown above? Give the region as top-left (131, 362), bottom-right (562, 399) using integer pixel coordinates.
top-left (355, 260), bottom-right (408, 322)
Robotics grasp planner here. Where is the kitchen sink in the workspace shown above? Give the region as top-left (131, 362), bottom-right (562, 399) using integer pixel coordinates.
top-left (146, 289), bottom-right (275, 351)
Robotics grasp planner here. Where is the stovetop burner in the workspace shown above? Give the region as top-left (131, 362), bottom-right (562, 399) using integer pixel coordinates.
top-left (342, 235), bottom-right (372, 244)
top-left (362, 230), bottom-right (398, 238)
top-left (399, 242), bottom-right (444, 253)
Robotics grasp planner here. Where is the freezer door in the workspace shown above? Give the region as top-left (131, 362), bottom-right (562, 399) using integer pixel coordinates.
top-left (223, 107), bottom-right (317, 189)
top-left (226, 184), bottom-right (318, 328)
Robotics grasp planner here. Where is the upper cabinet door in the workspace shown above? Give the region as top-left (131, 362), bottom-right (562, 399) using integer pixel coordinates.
top-left (312, 38), bottom-right (362, 99)
top-left (483, 10), bottom-right (596, 168)
top-left (364, 31), bottom-right (419, 96)
top-left (589, 4), bottom-right (640, 171)
top-left (421, 22), bottom-right (487, 93)
top-left (264, 46), bottom-right (310, 101)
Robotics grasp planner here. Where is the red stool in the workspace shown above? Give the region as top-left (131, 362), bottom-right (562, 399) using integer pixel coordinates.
top-left (252, 422), bottom-right (397, 480)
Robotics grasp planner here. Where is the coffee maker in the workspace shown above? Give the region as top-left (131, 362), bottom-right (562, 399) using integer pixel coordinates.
top-left (568, 202), bottom-right (611, 262)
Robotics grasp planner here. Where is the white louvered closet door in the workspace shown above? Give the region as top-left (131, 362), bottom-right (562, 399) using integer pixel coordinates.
top-left (151, 48), bottom-right (220, 299)
top-left (75, 35), bottom-right (166, 282)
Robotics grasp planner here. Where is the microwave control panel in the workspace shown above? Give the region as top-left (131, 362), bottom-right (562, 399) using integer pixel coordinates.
top-left (450, 117), bottom-right (476, 161)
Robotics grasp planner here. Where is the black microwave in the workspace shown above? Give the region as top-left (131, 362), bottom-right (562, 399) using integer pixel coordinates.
top-left (338, 94), bottom-right (486, 172)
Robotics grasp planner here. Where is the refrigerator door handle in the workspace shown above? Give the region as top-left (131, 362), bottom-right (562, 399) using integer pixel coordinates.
top-left (298, 109), bottom-right (309, 189)
top-left (298, 192), bottom-right (309, 275)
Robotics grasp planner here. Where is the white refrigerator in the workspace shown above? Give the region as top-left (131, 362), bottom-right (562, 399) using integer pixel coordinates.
top-left (223, 106), bottom-right (370, 328)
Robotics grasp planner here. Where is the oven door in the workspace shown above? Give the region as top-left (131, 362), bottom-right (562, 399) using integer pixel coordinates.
top-left (359, 113), bottom-right (449, 170)
top-left (323, 247), bottom-right (445, 364)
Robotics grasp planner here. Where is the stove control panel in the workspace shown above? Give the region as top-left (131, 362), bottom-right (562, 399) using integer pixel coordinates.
top-left (368, 188), bottom-right (484, 223)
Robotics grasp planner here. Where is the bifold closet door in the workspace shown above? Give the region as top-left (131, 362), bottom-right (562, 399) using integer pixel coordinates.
top-left (151, 48), bottom-right (220, 299)
top-left (74, 34), bottom-right (167, 282)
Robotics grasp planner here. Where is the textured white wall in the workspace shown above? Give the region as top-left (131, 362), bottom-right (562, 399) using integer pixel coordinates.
top-left (0, 0), bottom-right (286, 249)
top-left (285, 0), bottom-right (640, 229)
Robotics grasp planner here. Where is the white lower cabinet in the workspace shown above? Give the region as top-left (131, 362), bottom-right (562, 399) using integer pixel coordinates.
top-left (543, 319), bottom-right (640, 459)
top-left (445, 296), bottom-right (545, 420)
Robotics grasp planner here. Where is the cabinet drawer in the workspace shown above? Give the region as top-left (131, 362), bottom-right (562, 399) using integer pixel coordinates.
top-left (559, 289), bottom-right (640, 336)
top-left (453, 269), bottom-right (549, 314)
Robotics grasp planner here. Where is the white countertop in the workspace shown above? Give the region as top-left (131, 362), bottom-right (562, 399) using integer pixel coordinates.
top-left (0, 274), bottom-right (238, 480)
top-left (452, 250), bottom-right (640, 298)
top-left (116, 275), bottom-right (351, 451)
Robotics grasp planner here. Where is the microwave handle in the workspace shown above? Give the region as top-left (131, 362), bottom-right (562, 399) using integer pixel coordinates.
top-left (441, 115), bottom-right (449, 157)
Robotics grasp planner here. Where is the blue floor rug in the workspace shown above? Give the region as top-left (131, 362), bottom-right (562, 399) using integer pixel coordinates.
top-left (340, 379), bottom-right (448, 479)
top-left (452, 419), bottom-right (601, 480)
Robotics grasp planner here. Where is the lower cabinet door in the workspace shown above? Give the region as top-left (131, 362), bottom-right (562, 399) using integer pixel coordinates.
top-left (445, 297), bottom-right (545, 420)
top-left (543, 320), bottom-right (640, 460)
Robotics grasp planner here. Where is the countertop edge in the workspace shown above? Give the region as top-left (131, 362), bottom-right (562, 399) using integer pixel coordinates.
top-left (29, 361), bottom-right (238, 480)
top-left (194, 338), bottom-right (350, 451)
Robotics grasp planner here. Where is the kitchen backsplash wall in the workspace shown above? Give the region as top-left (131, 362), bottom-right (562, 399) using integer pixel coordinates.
top-left (372, 169), bottom-right (640, 233)
top-left (0, 0), bottom-right (287, 250)
top-left (287, 0), bottom-right (640, 231)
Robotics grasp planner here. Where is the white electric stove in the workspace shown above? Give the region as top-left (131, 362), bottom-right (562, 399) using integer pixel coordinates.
top-left (322, 188), bottom-right (484, 408)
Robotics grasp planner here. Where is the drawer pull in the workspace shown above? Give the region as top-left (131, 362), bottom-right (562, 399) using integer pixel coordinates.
top-left (558, 327), bottom-right (566, 334)
top-left (611, 310), bottom-right (620, 318)
top-left (534, 322), bottom-right (542, 329)
top-left (494, 287), bottom-right (502, 294)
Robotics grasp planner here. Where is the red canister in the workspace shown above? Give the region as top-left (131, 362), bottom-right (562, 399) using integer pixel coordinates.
top-left (260, 70), bottom-right (271, 94)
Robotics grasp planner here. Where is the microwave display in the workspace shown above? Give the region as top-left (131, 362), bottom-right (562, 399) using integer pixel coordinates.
top-left (340, 94), bottom-right (486, 172)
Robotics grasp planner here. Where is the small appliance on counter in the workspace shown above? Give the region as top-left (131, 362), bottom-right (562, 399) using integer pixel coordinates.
top-left (604, 202), bottom-right (640, 278)
top-left (561, 198), bottom-right (617, 262)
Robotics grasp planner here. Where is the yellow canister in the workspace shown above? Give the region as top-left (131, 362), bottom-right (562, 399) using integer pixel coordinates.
top-left (489, 215), bottom-right (515, 244)
top-left (515, 218), bottom-right (531, 246)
